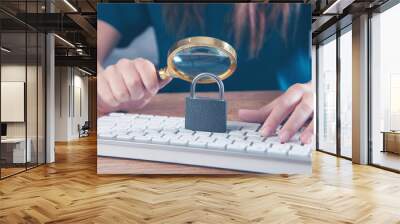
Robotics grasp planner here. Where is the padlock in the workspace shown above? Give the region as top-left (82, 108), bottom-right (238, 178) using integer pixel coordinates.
top-left (185, 73), bottom-right (227, 133)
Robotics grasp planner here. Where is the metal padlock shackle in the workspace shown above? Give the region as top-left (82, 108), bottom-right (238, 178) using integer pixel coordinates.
top-left (190, 73), bottom-right (225, 100)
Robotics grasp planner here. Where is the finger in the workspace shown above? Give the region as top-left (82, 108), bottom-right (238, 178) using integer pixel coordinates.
top-left (159, 76), bottom-right (172, 89)
top-left (260, 105), bottom-right (296, 137)
top-left (238, 99), bottom-right (276, 123)
top-left (260, 86), bottom-right (305, 136)
top-left (116, 59), bottom-right (145, 100)
top-left (238, 107), bottom-right (271, 123)
top-left (238, 109), bottom-right (266, 123)
top-left (97, 73), bottom-right (119, 113)
top-left (300, 117), bottom-right (314, 144)
top-left (103, 66), bottom-right (131, 104)
top-left (135, 95), bottom-right (153, 109)
top-left (279, 93), bottom-right (313, 143)
top-left (133, 58), bottom-right (159, 95)
top-left (119, 91), bottom-right (152, 111)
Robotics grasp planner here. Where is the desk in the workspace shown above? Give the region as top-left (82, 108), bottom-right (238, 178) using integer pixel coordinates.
top-left (97, 91), bottom-right (281, 174)
top-left (1, 137), bottom-right (31, 164)
top-left (381, 131), bottom-right (400, 154)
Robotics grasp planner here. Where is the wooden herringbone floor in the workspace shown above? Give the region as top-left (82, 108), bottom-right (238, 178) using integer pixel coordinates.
top-left (1, 135), bottom-right (400, 224)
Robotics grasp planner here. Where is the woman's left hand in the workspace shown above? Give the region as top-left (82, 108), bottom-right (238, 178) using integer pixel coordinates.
top-left (238, 82), bottom-right (314, 144)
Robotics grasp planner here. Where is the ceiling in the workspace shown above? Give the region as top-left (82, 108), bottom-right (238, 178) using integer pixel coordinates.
top-left (0, 0), bottom-right (98, 73)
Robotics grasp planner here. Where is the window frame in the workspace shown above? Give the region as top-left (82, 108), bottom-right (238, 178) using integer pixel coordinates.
top-left (316, 23), bottom-right (353, 160)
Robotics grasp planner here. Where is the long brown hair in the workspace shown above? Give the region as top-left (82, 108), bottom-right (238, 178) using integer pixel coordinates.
top-left (163, 3), bottom-right (298, 58)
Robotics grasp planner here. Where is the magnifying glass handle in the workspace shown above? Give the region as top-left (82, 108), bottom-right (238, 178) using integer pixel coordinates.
top-left (158, 68), bottom-right (170, 80)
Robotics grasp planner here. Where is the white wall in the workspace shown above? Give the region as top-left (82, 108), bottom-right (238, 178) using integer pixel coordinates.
top-left (71, 73), bottom-right (89, 138)
top-left (54, 67), bottom-right (89, 141)
top-left (55, 66), bottom-right (69, 141)
top-left (317, 39), bottom-right (337, 153)
top-left (1, 63), bottom-right (47, 164)
top-left (1, 65), bottom-right (37, 137)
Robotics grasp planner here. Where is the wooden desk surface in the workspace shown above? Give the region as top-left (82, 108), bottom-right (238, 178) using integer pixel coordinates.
top-left (97, 91), bottom-right (281, 174)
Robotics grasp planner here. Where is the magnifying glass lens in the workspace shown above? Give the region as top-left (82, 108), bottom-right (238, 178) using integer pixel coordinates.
top-left (173, 46), bottom-right (231, 79)
top-left (159, 37), bottom-right (237, 83)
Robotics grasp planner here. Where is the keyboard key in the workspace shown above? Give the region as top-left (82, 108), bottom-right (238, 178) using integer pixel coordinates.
top-left (131, 126), bottom-right (146, 132)
top-left (227, 142), bottom-right (248, 152)
top-left (163, 127), bottom-right (178, 132)
top-left (175, 123), bottom-right (185, 129)
top-left (211, 133), bottom-right (229, 138)
top-left (197, 136), bottom-right (216, 142)
top-left (229, 134), bottom-right (245, 139)
top-left (228, 130), bottom-right (246, 136)
top-left (246, 136), bottom-right (265, 142)
top-left (179, 136), bottom-right (197, 142)
top-left (116, 134), bottom-right (135, 140)
top-left (170, 138), bottom-right (188, 146)
top-left (289, 133), bottom-right (301, 142)
top-left (146, 133), bottom-right (162, 139)
top-left (147, 125), bottom-right (163, 131)
top-left (151, 137), bottom-right (170, 144)
top-left (114, 124), bottom-right (130, 130)
top-left (178, 129), bottom-right (195, 134)
top-left (288, 148), bottom-right (311, 159)
top-left (146, 130), bottom-right (160, 135)
top-left (98, 133), bottom-right (116, 138)
top-left (98, 127), bottom-right (113, 134)
top-left (268, 143), bottom-right (290, 156)
top-left (129, 131), bottom-right (145, 137)
top-left (277, 143), bottom-right (291, 151)
top-left (215, 138), bottom-right (233, 144)
top-left (194, 131), bottom-right (211, 137)
top-left (245, 130), bottom-right (262, 137)
top-left (246, 143), bottom-right (268, 153)
top-left (163, 129), bottom-right (178, 135)
top-left (265, 136), bottom-right (280, 144)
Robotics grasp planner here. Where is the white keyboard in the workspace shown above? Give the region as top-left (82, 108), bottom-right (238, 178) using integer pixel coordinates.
top-left (97, 113), bottom-right (312, 174)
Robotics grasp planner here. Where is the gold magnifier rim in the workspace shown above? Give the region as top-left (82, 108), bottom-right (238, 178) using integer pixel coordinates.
top-left (164, 36), bottom-right (237, 84)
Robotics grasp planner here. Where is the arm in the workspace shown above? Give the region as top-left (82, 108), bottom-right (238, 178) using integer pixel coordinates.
top-left (97, 3), bottom-right (151, 71)
top-left (97, 5), bottom-right (171, 115)
top-left (97, 20), bottom-right (120, 73)
top-left (238, 8), bottom-right (313, 144)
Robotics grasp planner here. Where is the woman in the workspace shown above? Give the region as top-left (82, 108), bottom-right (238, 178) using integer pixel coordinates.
top-left (97, 3), bottom-right (314, 144)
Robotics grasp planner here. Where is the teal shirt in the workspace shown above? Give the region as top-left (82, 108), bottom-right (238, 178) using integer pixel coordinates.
top-left (98, 3), bottom-right (311, 92)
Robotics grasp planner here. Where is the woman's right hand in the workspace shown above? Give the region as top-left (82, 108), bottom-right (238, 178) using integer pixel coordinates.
top-left (97, 58), bottom-right (171, 115)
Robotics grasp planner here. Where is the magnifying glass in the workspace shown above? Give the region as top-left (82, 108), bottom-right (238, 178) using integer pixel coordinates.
top-left (158, 36), bottom-right (237, 84)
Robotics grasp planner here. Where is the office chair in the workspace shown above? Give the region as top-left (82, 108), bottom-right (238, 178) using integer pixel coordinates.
top-left (79, 121), bottom-right (90, 138)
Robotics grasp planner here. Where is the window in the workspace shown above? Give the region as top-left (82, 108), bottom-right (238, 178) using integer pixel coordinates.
top-left (0, 1), bottom-right (47, 179)
top-left (317, 24), bottom-right (353, 159)
top-left (317, 36), bottom-right (337, 154)
top-left (370, 2), bottom-right (400, 171)
top-left (339, 27), bottom-right (352, 158)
